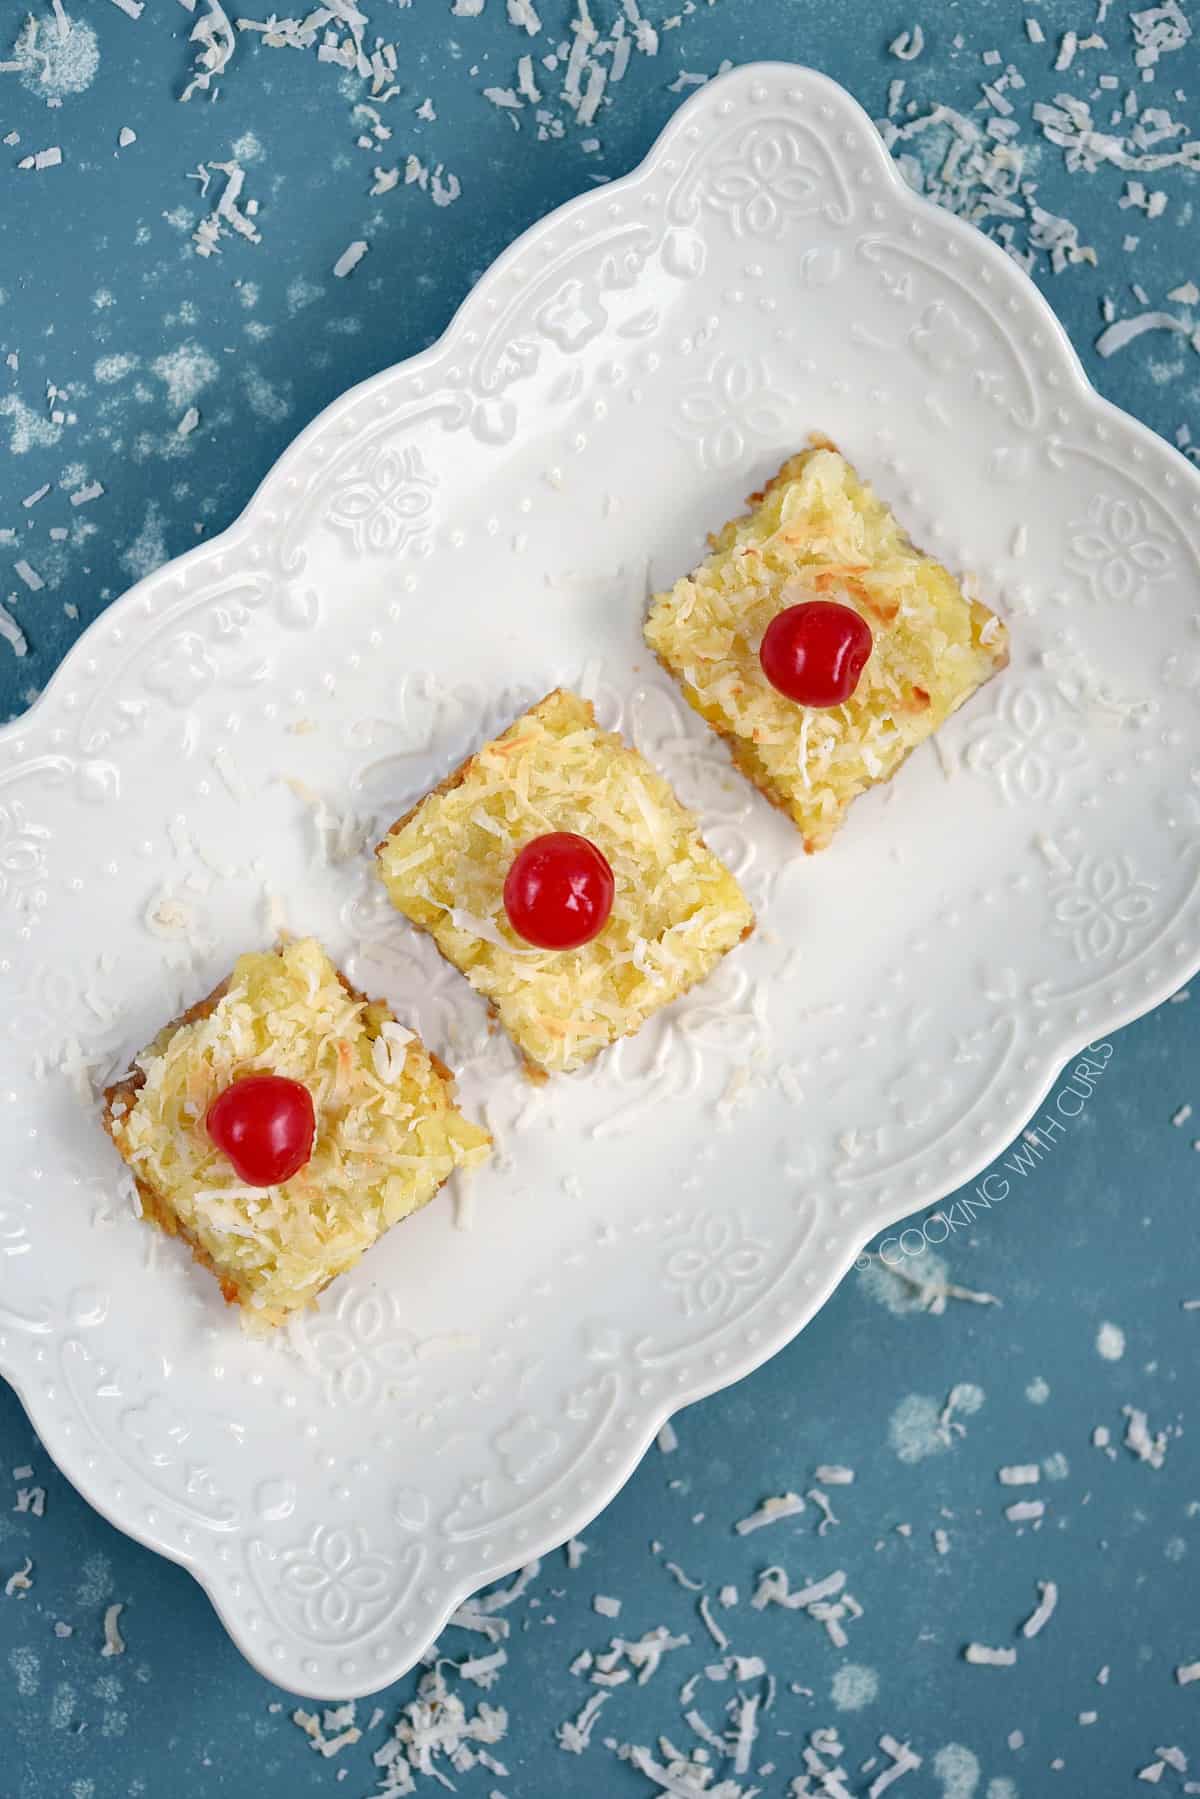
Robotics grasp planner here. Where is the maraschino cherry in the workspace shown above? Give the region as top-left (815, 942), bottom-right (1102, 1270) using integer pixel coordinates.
top-left (207, 1075), bottom-right (315, 1187)
top-left (759, 600), bottom-right (873, 708)
top-left (503, 831), bottom-right (615, 951)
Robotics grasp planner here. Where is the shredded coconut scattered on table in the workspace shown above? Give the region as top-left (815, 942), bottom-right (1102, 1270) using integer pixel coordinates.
top-left (333, 239), bottom-right (369, 278)
top-left (101, 1602), bottom-right (126, 1656)
top-left (4, 1557), bottom-right (33, 1598)
top-left (1020, 1580), bottom-right (1058, 1638)
top-left (964, 1642), bottom-right (1017, 1666)
top-left (734, 1492), bottom-right (806, 1535)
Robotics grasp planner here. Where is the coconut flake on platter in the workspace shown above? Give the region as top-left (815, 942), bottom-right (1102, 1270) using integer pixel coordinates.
top-left (142, 889), bottom-right (202, 945)
top-left (283, 777), bottom-right (375, 865)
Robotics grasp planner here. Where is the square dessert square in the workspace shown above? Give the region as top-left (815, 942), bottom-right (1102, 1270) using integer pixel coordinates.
top-left (644, 443), bottom-right (1009, 852)
top-left (376, 688), bottom-right (754, 1077)
top-left (102, 938), bottom-right (489, 1328)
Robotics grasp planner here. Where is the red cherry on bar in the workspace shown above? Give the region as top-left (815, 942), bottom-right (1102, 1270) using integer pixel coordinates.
top-left (503, 831), bottom-right (615, 951)
top-left (759, 600), bottom-right (873, 708)
top-left (206, 1075), bottom-right (316, 1187)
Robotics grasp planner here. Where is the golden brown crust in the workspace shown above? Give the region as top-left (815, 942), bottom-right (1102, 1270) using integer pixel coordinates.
top-left (101, 952), bottom-right (460, 1322)
top-left (135, 1173), bottom-right (244, 1308)
top-left (103, 974), bottom-right (245, 1312)
top-left (648, 639), bottom-right (802, 836)
top-left (134, 1160), bottom-right (457, 1320)
top-left (377, 754), bottom-right (475, 852)
top-left (102, 977), bottom-right (231, 1131)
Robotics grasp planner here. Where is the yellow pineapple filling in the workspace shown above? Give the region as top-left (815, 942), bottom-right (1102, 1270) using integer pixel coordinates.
top-left (376, 689), bottom-right (754, 1075)
top-left (104, 938), bottom-right (489, 1328)
top-left (644, 445), bottom-right (1008, 851)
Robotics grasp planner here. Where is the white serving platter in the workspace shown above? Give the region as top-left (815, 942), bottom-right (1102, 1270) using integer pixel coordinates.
top-left (1, 63), bottom-right (1197, 1697)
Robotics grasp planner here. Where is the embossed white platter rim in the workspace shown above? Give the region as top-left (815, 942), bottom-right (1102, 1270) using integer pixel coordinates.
top-left (2, 61), bottom-right (1199, 1699)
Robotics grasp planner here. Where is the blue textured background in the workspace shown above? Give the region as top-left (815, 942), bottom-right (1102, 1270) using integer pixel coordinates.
top-left (1, 3), bottom-right (1198, 1794)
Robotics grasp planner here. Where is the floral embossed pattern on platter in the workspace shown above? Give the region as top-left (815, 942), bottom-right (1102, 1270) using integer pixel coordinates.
top-left (1067, 492), bottom-right (1175, 605)
top-left (326, 444), bottom-right (436, 557)
top-left (0, 65), bottom-right (1198, 1700)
